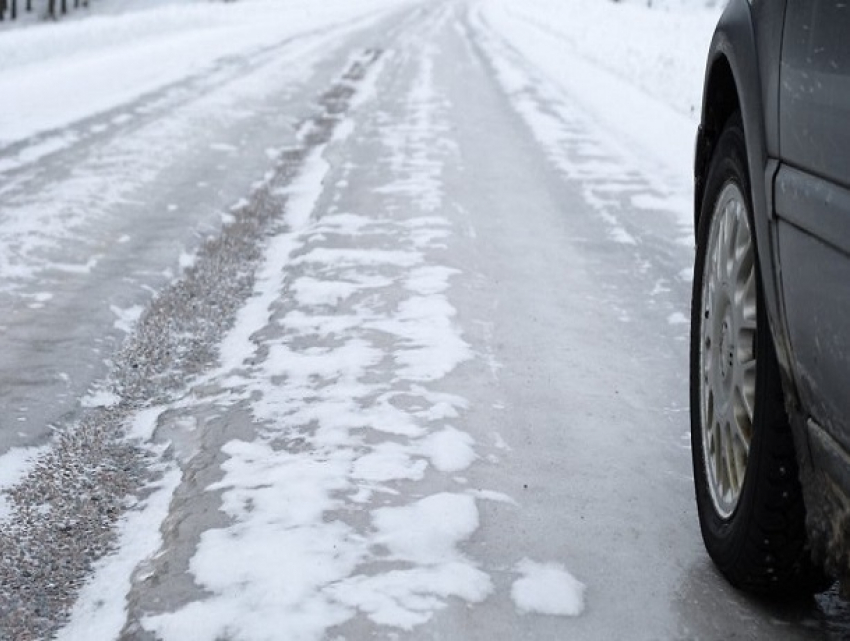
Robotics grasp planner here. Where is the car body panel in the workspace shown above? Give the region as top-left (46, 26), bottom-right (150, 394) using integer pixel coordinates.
top-left (695, 0), bottom-right (850, 577)
top-left (697, 0), bottom-right (788, 364)
top-left (776, 1), bottom-right (850, 457)
top-left (779, 1), bottom-right (850, 188)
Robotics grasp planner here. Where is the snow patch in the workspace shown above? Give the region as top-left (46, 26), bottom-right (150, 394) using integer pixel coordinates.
top-left (125, 406), bottom-right (165, 442)
top-left (0, 445), bottom-right (50, 523)
top-left (80, 389), bottom-right (121, 409)
top-left (417, 426), bottom-right (477, 472)
top-left (111, 304), bottom-right (144, 334)
top-left (511, 559), bottom-right (586, 617)
top-left (329, 562), bottom-right (491, 630)
top-left (373, 493), bottom-right (481, 563)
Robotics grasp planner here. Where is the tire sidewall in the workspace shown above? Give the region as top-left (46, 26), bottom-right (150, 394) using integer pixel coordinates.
top-left (690, 116), bottom-right (776, 569)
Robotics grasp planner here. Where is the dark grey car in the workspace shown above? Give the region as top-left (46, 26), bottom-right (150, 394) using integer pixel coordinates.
top-left (691, 0), bottom-right (850, 596)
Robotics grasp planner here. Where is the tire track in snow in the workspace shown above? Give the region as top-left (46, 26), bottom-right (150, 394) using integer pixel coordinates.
top-left (140, 11), bottom-right (500, 637)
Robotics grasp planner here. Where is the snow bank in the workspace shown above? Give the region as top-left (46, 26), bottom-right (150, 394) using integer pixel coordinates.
top-left (473, 0), bottom-right (722, 230)
top-left (493, 0), bottom-right (721, 120)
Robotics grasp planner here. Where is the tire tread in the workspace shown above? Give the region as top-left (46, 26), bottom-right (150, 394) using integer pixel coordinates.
top-left (690, 113), bottom-right (828, 596)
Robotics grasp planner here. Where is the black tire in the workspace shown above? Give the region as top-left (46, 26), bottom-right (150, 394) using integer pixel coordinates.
top-left (690, 113), bottom-right (826, 595)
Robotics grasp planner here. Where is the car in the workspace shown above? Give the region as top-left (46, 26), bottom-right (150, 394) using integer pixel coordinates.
top-left (691, 0), bottom-right (850, 596)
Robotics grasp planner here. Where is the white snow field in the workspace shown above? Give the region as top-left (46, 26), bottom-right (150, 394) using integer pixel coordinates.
top-left (4, 0), bottom-right (849, 639)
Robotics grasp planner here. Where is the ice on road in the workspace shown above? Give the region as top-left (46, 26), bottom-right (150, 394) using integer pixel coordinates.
top-left (1, 0), bottom-right (847, 639)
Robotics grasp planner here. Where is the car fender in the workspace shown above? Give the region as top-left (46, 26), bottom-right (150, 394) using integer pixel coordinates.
top-left (696, 0), bottom-right (800, 407)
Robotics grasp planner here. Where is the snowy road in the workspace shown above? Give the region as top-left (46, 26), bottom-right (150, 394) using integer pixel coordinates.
top-left (1, 0), bottom-right (849, 639)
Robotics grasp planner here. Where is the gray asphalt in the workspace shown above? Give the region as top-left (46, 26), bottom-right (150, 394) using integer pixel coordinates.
top-left (0, 1), bottom-right (848, 639)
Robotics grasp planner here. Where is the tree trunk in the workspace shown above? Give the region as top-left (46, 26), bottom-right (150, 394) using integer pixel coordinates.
top-left (48, 0), bottom-right (55, 18)
top-left (26, 0), bottom-right (31, 12)
top-left (11, 0), bottom-right (16, 20)
top-left (61, 0), bottom-right (66, 14)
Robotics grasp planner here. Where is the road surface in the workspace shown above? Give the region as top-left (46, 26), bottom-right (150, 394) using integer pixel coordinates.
top-left (0, 1), bottom-right (848, 639)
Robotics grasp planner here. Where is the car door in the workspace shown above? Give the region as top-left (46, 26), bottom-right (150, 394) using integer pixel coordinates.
top-left (775, 0), bottom-right (850, 451)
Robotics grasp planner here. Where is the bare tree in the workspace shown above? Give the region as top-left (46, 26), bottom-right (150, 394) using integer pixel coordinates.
top-left (0, 0), bottom-right (92, 22)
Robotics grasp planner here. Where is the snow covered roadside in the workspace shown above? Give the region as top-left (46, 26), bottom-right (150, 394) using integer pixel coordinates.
top-left (0, 0), bottom-right (411, 149)
top-left (470, 0), bottom-right (722, 234)
top-left (485, 0), bottom-right (721, 120)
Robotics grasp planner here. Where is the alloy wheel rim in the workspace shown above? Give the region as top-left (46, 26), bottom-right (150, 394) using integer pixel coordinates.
top-left (700, 181), bottom-right (758, 519)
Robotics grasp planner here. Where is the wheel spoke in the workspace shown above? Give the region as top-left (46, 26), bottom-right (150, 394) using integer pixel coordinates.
top-left (719, 203), bottom-right (734, 281)
top-left (733, 390), bottom-right (754, 452)
top-left (699, 181), bottom-right (757, 519)
top-left (732, 430), bottom-right (748, 491)
top-left (737, 358), bottom-right (757, 424)
top-left (723, 420), bottom-right (737, 496)
top-left (730, 232), bottom-right (752, 295)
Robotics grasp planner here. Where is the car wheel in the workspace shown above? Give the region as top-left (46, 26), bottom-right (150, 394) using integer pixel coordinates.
top-left (690, 113), bottom-right (825, 595)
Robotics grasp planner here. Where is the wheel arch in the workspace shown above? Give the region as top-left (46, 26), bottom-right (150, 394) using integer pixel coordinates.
top-left (695, 4), bottom-right (768, 238)
top-left (695, 55), bottom-right (740, 233)
top-left (695, 0), bottom-right (812, 460)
